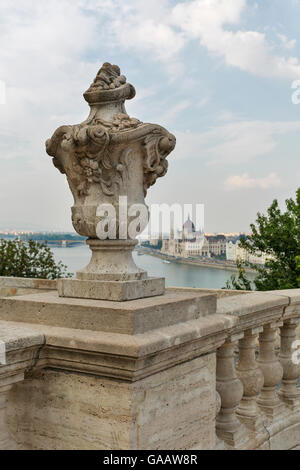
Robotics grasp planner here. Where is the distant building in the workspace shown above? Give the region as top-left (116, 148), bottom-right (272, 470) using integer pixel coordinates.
top-left (161, 217), bottom-right (207, 258)
top-left (226, 239), bottom-right (271, 265)
top-left (226, 240), bottom-right (237, 261)
top-left (206, 235), bottom-right (226, 256)
top-left (182, 216), bottom-right (196, 240)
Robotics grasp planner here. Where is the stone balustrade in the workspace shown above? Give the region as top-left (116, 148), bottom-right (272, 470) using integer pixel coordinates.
top-left (0, 278), bottom-right (300, 450)
top-left (216, 289), bottom-right (300, 450)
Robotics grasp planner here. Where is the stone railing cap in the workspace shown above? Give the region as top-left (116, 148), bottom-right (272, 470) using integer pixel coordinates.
top-left (0, 321), bottom-right (44, 352)
top-left (217, 291), bottom-right (288, 317)
top-left (266, 289), bottom-right (300, 305)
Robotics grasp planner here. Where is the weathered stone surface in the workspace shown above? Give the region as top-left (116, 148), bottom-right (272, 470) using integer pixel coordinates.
top-left (217, 292), bottom-right (288, 317)
top-left (269, 422), bottom-right (300, 450)
top-left (0, 289), bottom-right (217, 334)
top-left (7, 354), bottom-right (216, 450)
top-left (0, 277), bottom-right (56, 298)
top-left (268, 289), bottom-right (300, 305)
top-left (168, 286), bottom-right (250, 298)
top-left (0, 310), bottom-right (234, 382)
top-left (0, 323), bottom-right (45, 450)
top-left (0, 277), bottom-right (56, 290)
top-left (236, 327), bottom-right (265, 432)
top-left (0, 323), bottom-right (44, 353)
top-left (57, 276), bottom-right (165, 301)
top-left (1, 282), bottom-right (300, 450)
top-left (267, 410), bottom-right (300, 450)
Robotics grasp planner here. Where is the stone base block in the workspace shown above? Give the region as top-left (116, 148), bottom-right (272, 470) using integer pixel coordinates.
top-left (57, 277), bottom-right (165, 301)
top-left (0, 289), bottom-right (217, 334)
top-left (257, 401), bottom-right (285, 420)
top-left (217, 424), bottom-right (251, 450)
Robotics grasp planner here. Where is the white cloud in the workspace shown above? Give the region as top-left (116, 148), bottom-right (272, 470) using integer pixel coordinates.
top-left (172, 120), bottom-right (300, 165)
top-left (161, 100), bottom-right (192, 124)
top-left (93, 0), bottom-right (300, 80)
top-left (0, 0), bottom-right (299, 230)
top-left (207, 121), bottom-right (300, 165)
top-left (171, 0), bottom-right (300, 79)
top-left (225, 172), bottom-right (281, 190)
top-left (277, 34), bottom-right (296, 50)
top-left (33, 0), bottom-right (300, 81)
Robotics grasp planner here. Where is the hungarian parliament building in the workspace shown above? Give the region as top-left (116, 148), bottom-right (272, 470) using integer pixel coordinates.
top-left (150, 217), bottom-right (269, 265)
top-left (161, 216), bottom-right (226, 259)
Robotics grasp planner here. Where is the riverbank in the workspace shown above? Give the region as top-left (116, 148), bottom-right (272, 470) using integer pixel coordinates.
top-left (51, 245), bottom-right (251, 289)
top-left (136, 246), bottom-right (256, 274)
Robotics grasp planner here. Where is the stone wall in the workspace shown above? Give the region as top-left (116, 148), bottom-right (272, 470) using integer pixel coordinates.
top-left (1, 278), bottom-right (300, 450)
top-left (7, 354), bottom-right (216, 450)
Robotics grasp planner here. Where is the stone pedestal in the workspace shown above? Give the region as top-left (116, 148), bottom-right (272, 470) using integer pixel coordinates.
top-left (0, 288), bottom-right (231, 450)
top-left (57, 277), bottom-right (165, 302)
top-left (0, 289), bottom-right (217, 334)
top-left (58, 239), bottom-right (165, 301)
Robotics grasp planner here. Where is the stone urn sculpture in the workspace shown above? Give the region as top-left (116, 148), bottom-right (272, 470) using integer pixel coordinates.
top-left (46, 62), bottom-right (176, 301)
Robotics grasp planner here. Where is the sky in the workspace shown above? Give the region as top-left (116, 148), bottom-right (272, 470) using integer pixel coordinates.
top-left (0, 0), bottom-right (300, 233)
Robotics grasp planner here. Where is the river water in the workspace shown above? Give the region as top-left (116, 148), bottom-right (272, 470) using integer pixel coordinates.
top-left (51, 245), bottom-right (243, 289)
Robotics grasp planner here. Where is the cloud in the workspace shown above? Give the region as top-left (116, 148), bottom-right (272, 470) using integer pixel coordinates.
top-left (224, 172), bottom-right (281, 190)
top-left (171, 0), bottom-right (300, 79)
top-left (172, 120), bottom-right (300, 165)
top-left (0, 0), bottom-right (299, 231)
top-left (0, 0), bottom-right (102, 229)
top-left (94, 0), bottom-right (300, 80)
top-left (277, 34), bottom-right (296, 50)
top-left (160, 99), bottom-right (192, 124)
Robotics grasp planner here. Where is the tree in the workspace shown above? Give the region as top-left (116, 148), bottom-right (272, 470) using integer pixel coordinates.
top-left (225, 189), bottom-right (300, 291)
top-left (0, 239), bottom-right (72, 279)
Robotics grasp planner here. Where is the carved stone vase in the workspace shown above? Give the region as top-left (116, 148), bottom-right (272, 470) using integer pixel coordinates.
top-left (46, 62), bottom-right (176, 301)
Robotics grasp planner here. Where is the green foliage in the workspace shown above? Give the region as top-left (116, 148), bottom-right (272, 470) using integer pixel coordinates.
top-left (19, 232), bottom-right (86, 242)
top-left (0, 239), bottom-right (72, 280)
top-left (225, 189), bottom-right (300, 291)
top-left (296, 255), bottom-right (300, 288)
top-left (224, 260), bottom-right (253, 291)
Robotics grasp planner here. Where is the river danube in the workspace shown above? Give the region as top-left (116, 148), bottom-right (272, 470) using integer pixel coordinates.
top-left (51, 245), bottom-right (243, 289)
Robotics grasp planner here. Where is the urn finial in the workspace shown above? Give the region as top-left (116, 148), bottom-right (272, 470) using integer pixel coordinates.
top-left (46, 63), bottom-right (176, 301)
top-left (84, 62), bottom-right (136, 105)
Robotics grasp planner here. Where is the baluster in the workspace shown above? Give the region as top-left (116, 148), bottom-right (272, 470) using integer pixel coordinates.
top-left (216, 335), bottom-right (249, 448)
top-left (279, 319), bottom-right (300, 409)
top-left (0, 384), bottom-right (18, 450)
top-left (257, 322), bottom-right (284, 418)
top-left (215, 391), bottom-right (225, 450)
top-left (236, 327), bottom-right (264, 431)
